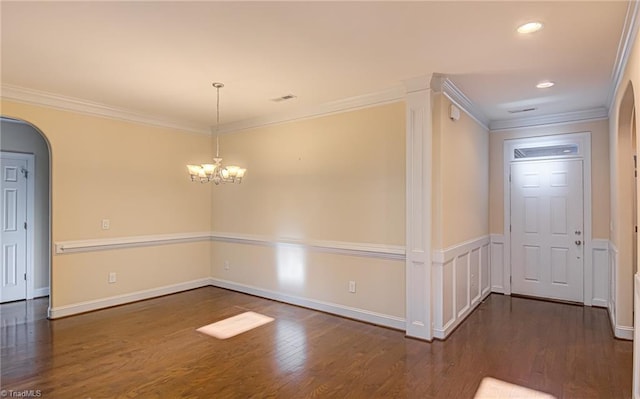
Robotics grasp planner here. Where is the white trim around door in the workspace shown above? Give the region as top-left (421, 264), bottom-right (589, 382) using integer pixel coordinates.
top-left (503, 132), bottom-right (593, 305)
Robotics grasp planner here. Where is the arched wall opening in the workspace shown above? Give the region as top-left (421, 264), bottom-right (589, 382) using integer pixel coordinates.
top-left (0, 116), bottom-right (52, 313)
top-left (616, 81), bottom-right (637, 330)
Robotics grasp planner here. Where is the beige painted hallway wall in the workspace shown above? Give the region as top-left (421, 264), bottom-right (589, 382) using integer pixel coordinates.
top-left (0, 100), bottom-right (212, 308)
top-left (432, 93), bottom-right (489, 250)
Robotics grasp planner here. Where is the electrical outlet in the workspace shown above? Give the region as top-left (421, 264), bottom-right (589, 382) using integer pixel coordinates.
top-left (349, 280), bottom-right (356, 293)
top-left (108, 272), bottom-right (117, 284)
top-left (224, 261), bottom-right (230, 271)
top-left (101, 219), bottom-right (110, 230)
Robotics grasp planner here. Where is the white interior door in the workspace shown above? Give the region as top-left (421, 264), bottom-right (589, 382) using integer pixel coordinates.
top-left (1, 154), bottom-right (28, 302)
top-left (510, 158), bottom-right (584, 302)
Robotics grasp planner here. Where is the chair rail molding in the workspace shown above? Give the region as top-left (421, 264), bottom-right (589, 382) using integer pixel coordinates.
top-left (55, 231), bottom-right (405, 260)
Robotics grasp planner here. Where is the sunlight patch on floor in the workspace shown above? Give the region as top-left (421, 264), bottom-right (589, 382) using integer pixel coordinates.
top-left (474, 377), bottom-right (556, 399)
top-left (197, 311), bottom-right (274, 339)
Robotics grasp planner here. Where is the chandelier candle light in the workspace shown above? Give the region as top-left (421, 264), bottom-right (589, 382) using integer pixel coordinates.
top-left (187, 82), bottom-right (246, 184)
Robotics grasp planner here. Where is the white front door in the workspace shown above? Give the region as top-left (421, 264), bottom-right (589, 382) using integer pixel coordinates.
top-left (1, 154), bottom-right (28, 302)
top-left (510, 158), bottom-right (584, 302)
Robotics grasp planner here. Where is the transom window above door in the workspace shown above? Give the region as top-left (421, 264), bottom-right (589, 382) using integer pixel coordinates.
top-left (514, 144), bottom-right (579, 159)
top-left (508, 134), bottom-right (587, 162)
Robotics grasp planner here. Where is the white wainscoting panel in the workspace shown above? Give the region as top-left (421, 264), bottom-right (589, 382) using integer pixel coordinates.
top-left (608, 242), bottom-right (633, 340)
top-left (490, 234), bottom-right (505, 294)
top-left (610, 241), bottom-right (618, 335)
top-left (432, 236), bottom-right (491, 339)
top-left (591, 239), bottom-right (610, 308)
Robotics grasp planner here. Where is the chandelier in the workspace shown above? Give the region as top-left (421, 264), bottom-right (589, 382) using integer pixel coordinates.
top-left (187, 82), bottom-right (246, 184)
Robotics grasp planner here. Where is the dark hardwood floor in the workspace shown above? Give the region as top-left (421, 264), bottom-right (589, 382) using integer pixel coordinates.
top-left (0, 287), bottom-right (633, 398)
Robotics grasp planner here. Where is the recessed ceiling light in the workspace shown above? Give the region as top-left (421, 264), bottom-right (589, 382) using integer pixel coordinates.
top-left (536, 81), bottom-right (555, 89)
top-left (517, 21), bottom-right (543, 34)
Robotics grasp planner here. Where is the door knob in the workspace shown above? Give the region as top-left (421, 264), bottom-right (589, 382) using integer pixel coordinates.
top-left (575, 240), bottom-right (582, 245)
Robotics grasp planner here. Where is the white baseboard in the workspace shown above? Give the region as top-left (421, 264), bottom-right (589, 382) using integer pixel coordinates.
top-left (209, 277), bottom-right (406, 330)
top-left (591, 298), bottom-right (608, 308)
top-left (615, 324), bottom-right (634, 340)
top-left (33, 287), bottom-right (49, 298)
top-left (48, 278), bottom-right (211, 319)
top-left (47, 276), bottom-right (405, 330)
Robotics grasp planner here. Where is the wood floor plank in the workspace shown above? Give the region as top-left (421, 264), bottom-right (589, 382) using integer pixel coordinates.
top-left (0, 288), bottom-right (633, 398)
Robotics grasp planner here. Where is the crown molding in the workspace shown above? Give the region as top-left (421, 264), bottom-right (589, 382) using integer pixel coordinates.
top-left (217, 86), bottom-right (406, 134)
top-left (489, 107), bottom-right (609, 131)
top-left (1, 84), bottom-right (210, 135)
top-left (607, 0), bottom-right (640, 115)
top-left (403, 74), bottom-right (433, 93)
top-left (439, 78), bottom-right (490, 130)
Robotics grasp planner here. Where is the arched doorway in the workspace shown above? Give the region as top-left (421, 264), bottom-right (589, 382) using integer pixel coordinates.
top-left (615, 82), bottom-right (637, 337)
top-left (0, 117), bottom-right (52, 313)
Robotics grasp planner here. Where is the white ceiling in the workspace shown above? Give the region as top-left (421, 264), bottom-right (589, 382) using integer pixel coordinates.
top-left (0, 1), bottom-right (634, 132)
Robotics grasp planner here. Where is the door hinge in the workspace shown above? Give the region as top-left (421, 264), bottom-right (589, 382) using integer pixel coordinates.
top-left (24, 221), bottom-right (27, 230)
top-left (20, 167), bottom-right (28, 179)
top-left (24, 273), bottom-right (26, 281)
top-left (509, 174), bottom-right (512, 182)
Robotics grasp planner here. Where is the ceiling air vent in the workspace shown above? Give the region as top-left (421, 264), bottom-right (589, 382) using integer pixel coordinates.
top-left (507, 107), bottom-right (538, 114)
top-left (507, 107), bottom-right (537, 114)
top-left (271, 94), bottom-right (297, 102)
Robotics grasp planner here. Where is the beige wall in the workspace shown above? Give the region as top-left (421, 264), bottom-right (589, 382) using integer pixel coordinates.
top-left (432, 94), bottom-right (489, 249)
top-left (210, 102), bottom-right (407, 318)
top-left (608, 21), bottom-right (640, 329)
top-left (489, 119), bottom-right (610, 239)
top-left (1, 100), bottom-right (213, 307)
top-left (212, 102), bottom-right (406, 244)
top-left (211, 242), bottom-right (404, 318)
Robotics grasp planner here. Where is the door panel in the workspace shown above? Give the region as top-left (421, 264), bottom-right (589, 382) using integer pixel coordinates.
top-left (511, 159), bottom-right (584, 302)
top-left (0, 155), bottom-right (27, 302)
